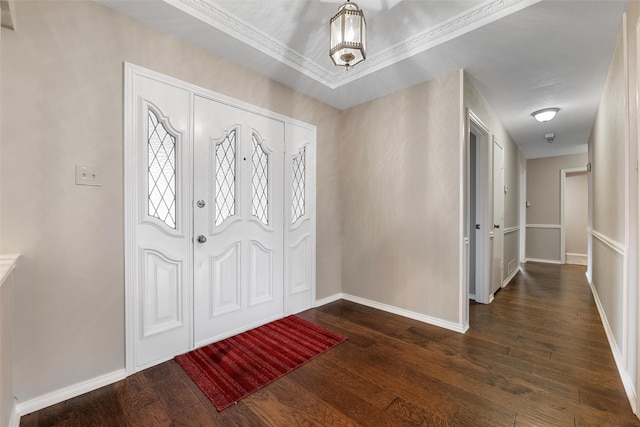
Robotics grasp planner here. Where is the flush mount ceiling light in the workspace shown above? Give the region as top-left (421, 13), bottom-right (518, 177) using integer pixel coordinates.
top-left (329, 0), bottom-right (367, 70)
top-left (532, 108), bottom-right (560, 123)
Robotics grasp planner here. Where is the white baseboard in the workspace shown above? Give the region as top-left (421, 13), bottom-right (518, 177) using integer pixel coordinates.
top-left (565, 252), bottom-right (587, 265)
top-left (8, 406), bottom-right (19, 427)
top-left (314, 293), bottom-right (343, 307)
top-left (16, 369), bottom-right (126, 416)
top-left (469, 293), bottom-right (476, 300)
top-left (502, 266), bottom-right (520, 288)
top-left (525, 257), bottom-right (562, 265)
top-left (314, 292), bottom-right (468, 333)
top-left (586, 276), bottom-right (637, 414)
top-left (341, 294), bottom-right (468, 333)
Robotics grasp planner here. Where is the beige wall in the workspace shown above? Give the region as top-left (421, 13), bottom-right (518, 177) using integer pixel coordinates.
top-left (1, 1), bottom-right (342, 402)
top-left (588, 0), bottom-right (640, 404)
top-left (463, 74), bottom-right (523, 282)
top-left (525, 153), bottom-right (587, 261)
top-left (340, 71), bottom-right (463, 323)
top-left (564, 172), bottom-right (588, 256)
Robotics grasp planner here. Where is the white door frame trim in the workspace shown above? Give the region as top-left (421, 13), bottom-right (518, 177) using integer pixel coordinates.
top-left (519, 165), bottom-right (526, 263)
top-left (463, 108), bottom-right (492, 322)
top-left (491, 136), bottom-right (505, 294)
top-left (124, 63), bottom-right (316, 375)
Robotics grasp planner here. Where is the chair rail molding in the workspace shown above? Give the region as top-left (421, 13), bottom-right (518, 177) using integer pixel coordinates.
top-left (504, 225), bottom-right (520, 234)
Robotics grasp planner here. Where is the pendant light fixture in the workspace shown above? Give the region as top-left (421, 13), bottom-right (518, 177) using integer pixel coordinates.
top-left (329, 0), bottom-right (367, 69)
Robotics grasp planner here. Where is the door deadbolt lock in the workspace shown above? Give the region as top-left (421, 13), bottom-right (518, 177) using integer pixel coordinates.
top-left (197, 235), bottom-right (207, 243)
top-left (197, 200), bottom-right (206, 208)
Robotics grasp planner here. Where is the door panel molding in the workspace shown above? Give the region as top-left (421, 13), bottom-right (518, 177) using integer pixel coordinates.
top-left (209, 242), bottom-right (242, 317)
top-left (140, 249), bottom-right (184, 338)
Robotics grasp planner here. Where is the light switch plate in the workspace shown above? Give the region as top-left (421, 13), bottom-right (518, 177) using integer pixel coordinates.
top-left (75, 164), bottom-right (102, 186)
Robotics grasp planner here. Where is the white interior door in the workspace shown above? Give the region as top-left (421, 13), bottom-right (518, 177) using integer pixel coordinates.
top-left (492, 139), bottom-right (504, 294)
top-left (193, 96), bottom-right (285, 346)
top-left (130, 74), bottom-right (192, 371)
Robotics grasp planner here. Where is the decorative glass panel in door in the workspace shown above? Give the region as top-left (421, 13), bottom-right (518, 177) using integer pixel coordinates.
top-left (147, 108), bottom-right (176, 229)
top-left (251, 133), bottom-right (269, 226)
top-left (292, 147), bottom-right (305, 224)
top-left (215, 129), bottom-right (237, 226)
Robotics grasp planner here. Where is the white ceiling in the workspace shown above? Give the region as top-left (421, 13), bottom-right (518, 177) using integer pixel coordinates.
top-left (100, 0), bottom-right (629, 158)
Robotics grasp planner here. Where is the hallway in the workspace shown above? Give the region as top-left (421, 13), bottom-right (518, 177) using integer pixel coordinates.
top-left (20, 263), bottom-right (640, 426)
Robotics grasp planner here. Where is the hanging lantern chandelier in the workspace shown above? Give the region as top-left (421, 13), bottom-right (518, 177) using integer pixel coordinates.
top-left (329, 0), bottom-right (367, 69)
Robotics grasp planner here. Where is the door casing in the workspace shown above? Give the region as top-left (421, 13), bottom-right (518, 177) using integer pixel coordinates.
top-left (491, 138), bottom-right (505, 294)
top-left (464, 109), bottom-right (493, 315)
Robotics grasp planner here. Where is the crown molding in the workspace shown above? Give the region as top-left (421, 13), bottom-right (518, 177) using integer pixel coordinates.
top-left (171, 0), bottom-right (542, 90)
top-left (173, 0), bottom-right (338, 86)
top-left (340, 0), bottom-right (543, 85)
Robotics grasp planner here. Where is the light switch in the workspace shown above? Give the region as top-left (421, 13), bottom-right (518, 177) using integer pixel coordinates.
top-left (526, 201), bottom-right (531, 207)
top-left (75, 164), bottom-right (102, 186)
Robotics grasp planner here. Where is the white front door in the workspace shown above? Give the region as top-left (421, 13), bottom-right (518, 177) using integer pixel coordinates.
top-left (126, 64), bottom-right (316, 374)
top-left (192, 96), bottom-right (284, 346)
top-left (491, 139), bottom-right (504, 294)
top-left (130, 74), bottom-right (193, 371)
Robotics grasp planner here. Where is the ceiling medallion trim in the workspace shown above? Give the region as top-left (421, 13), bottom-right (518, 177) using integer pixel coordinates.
top-left (177, 0), bottom-right (541, 90)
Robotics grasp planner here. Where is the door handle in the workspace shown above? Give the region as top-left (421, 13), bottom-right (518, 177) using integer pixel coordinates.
top-left (494, 224), bottom-right (500, 229)
top-left (197, 200), bottom-right (206, 208)
top-left (197, 235), bottom-right (207, 243)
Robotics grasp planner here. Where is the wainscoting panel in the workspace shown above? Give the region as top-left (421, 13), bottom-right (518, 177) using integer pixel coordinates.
top-left (588, 228), bottom-right (635, 412)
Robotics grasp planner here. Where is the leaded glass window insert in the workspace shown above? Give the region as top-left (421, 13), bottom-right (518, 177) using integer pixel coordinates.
top-left (215, 130), bottom-right (237, 226)
top-left (147, 108), bottom-right (176, 229)
top-left (292, 147), bottom-right (306, 224)
top-left (251, 134), bottom-right (269, 225)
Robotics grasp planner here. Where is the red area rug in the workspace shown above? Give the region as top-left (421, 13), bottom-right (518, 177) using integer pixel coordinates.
top-left (175, 315), bottom-right (347, 411)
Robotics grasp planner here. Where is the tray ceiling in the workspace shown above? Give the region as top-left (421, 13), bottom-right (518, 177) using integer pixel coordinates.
top-left (100, 0), bottom-right (629, 158)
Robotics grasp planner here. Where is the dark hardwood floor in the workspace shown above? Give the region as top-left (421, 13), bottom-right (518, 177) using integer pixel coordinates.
top-left (21, 263), bottom-right (640, 426)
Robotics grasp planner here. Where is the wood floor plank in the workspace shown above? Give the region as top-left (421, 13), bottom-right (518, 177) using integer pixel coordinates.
top-left (21, 262), bottom-right (640, 426)
top-left (242, 377), bottom-right (359, 427)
